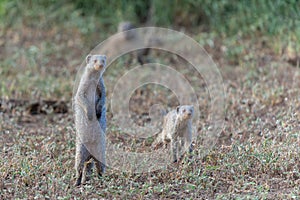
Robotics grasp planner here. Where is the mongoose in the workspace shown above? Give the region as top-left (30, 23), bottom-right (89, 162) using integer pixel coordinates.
top-left (117, 21), bottom-right (152, 64)
top-left (152, 105), bottom-right (194, 162)
top-left (74, 54), bottom-right (107, 186)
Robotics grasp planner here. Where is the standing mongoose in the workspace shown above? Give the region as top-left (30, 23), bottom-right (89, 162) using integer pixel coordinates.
top-left (152, 105), bottom-right (194, 162)
top-left (74, 54), bottom-right (107, 186)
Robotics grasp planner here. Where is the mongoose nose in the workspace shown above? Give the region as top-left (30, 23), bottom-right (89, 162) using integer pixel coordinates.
top-left (94, 59), bottom-right (106, 70)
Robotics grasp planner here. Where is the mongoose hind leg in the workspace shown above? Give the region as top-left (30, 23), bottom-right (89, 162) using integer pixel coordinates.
top-left (86, 160), bottom-right (94, 176)
top-left (81, 159), bottom-right (94, 184)
top-left (75, 143), bottom-right (92, 186)
top-left (95, 160), bottom-right (106, 177)
top-left (74, 171), bottom-right (82, 187)
top-left (81, 158), bottom-right (93, 184)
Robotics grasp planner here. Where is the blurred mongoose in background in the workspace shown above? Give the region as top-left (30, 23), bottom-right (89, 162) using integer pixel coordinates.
top-left (118, 21), bottom-right (151, 64)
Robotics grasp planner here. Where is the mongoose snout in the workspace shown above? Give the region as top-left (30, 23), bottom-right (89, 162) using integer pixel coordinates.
top-left (94, 57), bottom-right (106, 70)
top-left (177, 105), bottom-right (194, 120)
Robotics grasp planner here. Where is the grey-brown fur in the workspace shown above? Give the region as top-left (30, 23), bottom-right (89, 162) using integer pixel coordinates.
top-left (74, 54), bottom-right (107, 186)
top-left (118, 21), bottom-right (136, 40)
top-left (153, 105), bottom-right (194, 162)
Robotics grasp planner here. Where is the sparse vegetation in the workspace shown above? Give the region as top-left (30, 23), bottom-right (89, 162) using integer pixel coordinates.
top-left (0, 0), bottom-right (299, 199)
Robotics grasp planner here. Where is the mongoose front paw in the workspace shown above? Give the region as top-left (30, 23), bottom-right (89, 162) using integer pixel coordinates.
top-left (87, 109), bottom-right (93, 120)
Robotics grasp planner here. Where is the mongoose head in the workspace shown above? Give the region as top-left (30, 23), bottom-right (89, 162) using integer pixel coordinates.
top-left (176, 105), bottom-right (194, 120)
top-left (86, 54), bottom-right (107, 75)
top-left (118, 21), bottom-right (136, 40)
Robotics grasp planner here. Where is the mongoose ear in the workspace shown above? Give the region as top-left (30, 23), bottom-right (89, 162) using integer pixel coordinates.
top-left (176, 106), bottom-right (180, 113)
top-left (86, 55), bottom-right (92, 64)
